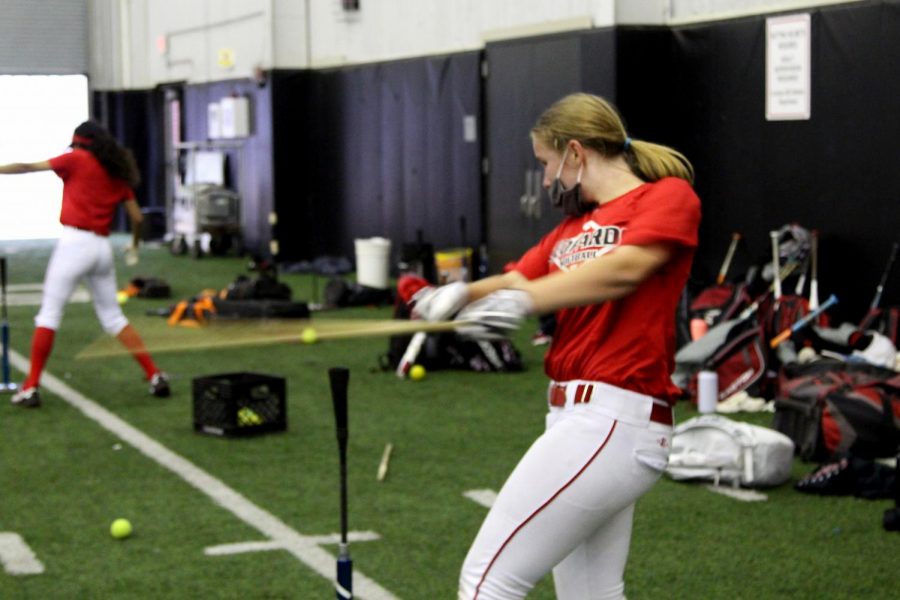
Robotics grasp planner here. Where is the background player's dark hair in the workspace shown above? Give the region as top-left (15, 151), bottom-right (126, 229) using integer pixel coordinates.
top-left (72, 121), bottom-right (141, 188)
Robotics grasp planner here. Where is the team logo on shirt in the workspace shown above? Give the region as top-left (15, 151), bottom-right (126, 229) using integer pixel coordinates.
top-left (550, 221), bottom-right (622, 271)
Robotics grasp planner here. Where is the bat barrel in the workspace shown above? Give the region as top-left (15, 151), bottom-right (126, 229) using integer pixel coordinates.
top-left (1, 256), bottom-right (7, 320)
top-left (329, 367), bottom-right (350, 436)
top-left (717, 232), bottom-right (741, 285)
top-left (328, 367), bottom-right (350, 545)
top-left (770, 231), bottom-right (783, 303)
top-left (1, 321), bottom-right (10, 387)
top-left (1, 257), bottom-right (9, 388)
top-left (870, 241), bottom-right (899, 311)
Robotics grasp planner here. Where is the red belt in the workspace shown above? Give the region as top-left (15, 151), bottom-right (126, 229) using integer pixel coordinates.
top-left (548, 383), bottom-right (673, 426)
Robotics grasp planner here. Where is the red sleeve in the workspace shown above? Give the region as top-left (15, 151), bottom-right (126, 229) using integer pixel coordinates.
top-left (117, 180), bottom-right (135, 202)
top-left (48, 152), bottom-right (75, 179)
top-left (513, 226), bottom-right (566, 279)
top-left (621, 178), bottom-right (701, 249)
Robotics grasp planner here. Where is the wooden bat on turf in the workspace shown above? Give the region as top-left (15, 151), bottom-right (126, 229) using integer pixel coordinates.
top-left (717, 232), bottom-right (741, 285)
top-left (769, 294), bottom-right (838, 348)
top-left (329, 367), bottom-right (353, 600)
top-left (377, 443), bottom-right (393, 481)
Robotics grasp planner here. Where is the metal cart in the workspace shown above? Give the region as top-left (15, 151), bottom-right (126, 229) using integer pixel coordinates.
top-left (171, 183), bottom-right (242, 258)
top-left (170, 141), bottom-right (244, 258)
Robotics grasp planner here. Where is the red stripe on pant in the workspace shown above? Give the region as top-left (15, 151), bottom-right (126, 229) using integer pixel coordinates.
top-left (473, 420), bottom-right (619, 598)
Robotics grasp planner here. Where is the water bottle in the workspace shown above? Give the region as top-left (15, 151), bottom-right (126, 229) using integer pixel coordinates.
top-left (698, 370), bottom-right (718, 414)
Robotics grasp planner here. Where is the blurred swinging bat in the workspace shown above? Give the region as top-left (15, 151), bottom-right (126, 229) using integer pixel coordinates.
top-left (76, 317), bottom-right (471, 359)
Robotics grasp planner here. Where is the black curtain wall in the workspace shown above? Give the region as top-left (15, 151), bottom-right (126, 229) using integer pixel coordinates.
top-left (618, 1), bottom-right (900, 321)
top-left (180, 79), bottom-right (275, 257)
top-left (92, 89), bottom-right (166, 232)
top-left (306, 52), bottom-right (483, 263)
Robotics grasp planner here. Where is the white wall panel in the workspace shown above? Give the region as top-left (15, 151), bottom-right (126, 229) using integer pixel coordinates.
top-left (273, 0), bottom-right (309, 67)
top-left (142, 0), bottom-right (272, 85)
top-left (83, 0), bottom-right (867, 89)
top-left (616, 0), bottom-right (865, 24)
top-left (0, 0), bottom-right (88, 75)
top-left (307, 0), bottom-right (614, 67)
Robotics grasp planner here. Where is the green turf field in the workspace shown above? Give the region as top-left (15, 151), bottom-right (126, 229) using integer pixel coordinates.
top-left (1, 237), bottom-right (897, 599)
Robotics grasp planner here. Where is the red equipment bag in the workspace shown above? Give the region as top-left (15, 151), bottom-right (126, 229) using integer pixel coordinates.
top-left (686, 318), bottom-right (771, 404)
top-left (772, 359), bottom-right (900, 461)
top-left (689, 282), bottom-right (753, 330)
top-left (861, 306), bottom-right (899, 346)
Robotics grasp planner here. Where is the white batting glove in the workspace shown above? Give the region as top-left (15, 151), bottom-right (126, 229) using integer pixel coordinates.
top-left (411, 281), bottom-right (469, 321)
top-left (124, 246), bottom-right (139, 266)
top-left (455, 289), bottom-right (534, 340)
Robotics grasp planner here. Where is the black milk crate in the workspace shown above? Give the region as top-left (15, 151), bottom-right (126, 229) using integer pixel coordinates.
top-left (192, 372), bottom-right (287, 437)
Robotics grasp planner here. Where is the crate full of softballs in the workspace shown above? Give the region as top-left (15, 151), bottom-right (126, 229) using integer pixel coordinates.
top-left (192, 372), bottom-right (287, 437)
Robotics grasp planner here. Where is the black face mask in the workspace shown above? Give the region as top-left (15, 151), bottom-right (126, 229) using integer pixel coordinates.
top-left (548, 147), bottom-right (590, 216)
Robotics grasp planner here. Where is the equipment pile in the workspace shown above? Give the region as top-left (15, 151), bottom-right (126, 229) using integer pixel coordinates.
top-left (672, 225), bottom-right (899, 529)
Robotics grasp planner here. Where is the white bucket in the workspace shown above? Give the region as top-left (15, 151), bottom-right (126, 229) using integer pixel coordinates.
top-left (354, 237), bottom-right (392, 289)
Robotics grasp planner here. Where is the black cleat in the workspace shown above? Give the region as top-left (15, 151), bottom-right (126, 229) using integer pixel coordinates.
top-left (11, 387), bottom-right (41, 408)
top-left (149, 372), bottom-right (171, 398)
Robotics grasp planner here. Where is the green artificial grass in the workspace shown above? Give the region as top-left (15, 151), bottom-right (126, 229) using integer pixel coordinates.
top-left (1, 237), bottom-right (897, 599)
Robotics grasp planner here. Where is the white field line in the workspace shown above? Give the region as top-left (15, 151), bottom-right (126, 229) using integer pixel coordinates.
top-left (0, 532), bottom-right (45, 575)
top-left (6, 347), bottom-right (398, 600)
top-left (463, 489), bottom-right (497, 509)
top-left (206, 531), bottom-right (382, 556)
top-left (5, 283), bottom-right (89, 306)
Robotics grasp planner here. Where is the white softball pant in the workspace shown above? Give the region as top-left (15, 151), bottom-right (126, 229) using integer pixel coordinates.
top-left (35, 226), bottom-right (128, 335)
top-left (459, 380), bottom-right (673, 600)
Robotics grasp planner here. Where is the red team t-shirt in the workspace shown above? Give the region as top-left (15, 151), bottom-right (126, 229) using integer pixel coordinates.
top-left (49, 149), bottom-right (134, 236)
top-left (515, 177), bottom-right (701, 403)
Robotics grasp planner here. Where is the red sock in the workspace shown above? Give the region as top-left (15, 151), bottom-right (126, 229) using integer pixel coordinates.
top-left (23, 326), bottom-right (55, 390)
top-left (116, 324), bottom-right (159, 380)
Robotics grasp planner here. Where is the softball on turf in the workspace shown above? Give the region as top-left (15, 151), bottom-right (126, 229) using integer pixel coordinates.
top-left (110, 518), bottom-right (133, 539)
top-left (409, 365), bottom-right (426, 381)
top-left (300, 327), bottom-right (318, 344)
top-left (116, 291), bottom-right (129, 305)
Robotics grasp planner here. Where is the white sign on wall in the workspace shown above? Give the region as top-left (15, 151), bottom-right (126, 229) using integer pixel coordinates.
top-left (766, 13), bottom-right (811, 121)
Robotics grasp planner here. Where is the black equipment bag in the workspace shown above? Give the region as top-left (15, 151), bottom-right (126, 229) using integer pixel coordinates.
top-left (221, 259), bottom-right (293, 302)
top-left (772, 359), bottom-right (900, 461)
top-left (323, 277), bottom-right (394, 308)
top-left (130, 277), bottom-right (172, 298)
top-left (212, 298), bottom-right (310, 319)
top-left (884, 448), bottom-right (900, 532)
top-left (380, 301), bottom-right (524, 373)
top-left (222, 274), bottom-right (292, 301)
